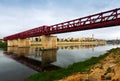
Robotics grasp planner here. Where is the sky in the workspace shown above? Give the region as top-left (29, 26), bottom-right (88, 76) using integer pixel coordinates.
top-left (0, 0), bottom-right (120, 40)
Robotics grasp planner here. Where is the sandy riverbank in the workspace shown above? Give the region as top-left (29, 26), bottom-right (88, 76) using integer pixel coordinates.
top-left (58, 48), bottom-right (120, 81)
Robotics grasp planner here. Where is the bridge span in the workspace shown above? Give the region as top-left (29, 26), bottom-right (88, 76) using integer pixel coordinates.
top-left (3, 8), bottom-right (120, 49)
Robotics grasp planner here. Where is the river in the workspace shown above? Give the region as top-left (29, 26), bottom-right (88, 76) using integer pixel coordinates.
top-left (0, 44), bottom-right (120, 81)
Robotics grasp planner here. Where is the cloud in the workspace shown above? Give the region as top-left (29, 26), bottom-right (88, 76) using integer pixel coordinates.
top-left (0, 0), bottom-right (120, 39)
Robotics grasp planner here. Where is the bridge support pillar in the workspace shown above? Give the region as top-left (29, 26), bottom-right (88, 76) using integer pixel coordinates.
top-left (17, 38), bottom-right (30, 47)
top-left (41, 35), bottom-right (57, 49)
top-left (12, 39), bottom-right (18, 46)
top-left (7, 40), bottom-right (14, 47)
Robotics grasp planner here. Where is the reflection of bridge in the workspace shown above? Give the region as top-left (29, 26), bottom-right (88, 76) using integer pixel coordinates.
top-left (3, 8), bottom-right (120, 49)
top-left (5, 45), bottom-right (98, 69)
top-left (5, 47), bottom-right (58, 71)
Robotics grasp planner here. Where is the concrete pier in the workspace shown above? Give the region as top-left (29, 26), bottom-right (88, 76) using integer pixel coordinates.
top-left (7, 35), bottom-right (57, 49)
top-left (7, 38), bottom-right (30, 47)
top-left (17, 38), bottom-right (30, 47)
top-left (7, 40), bottom-right (14, 47)
top-left (12, 40), bottom-right (18, 46)
top-left (41, 35), bottom-right (57, 49)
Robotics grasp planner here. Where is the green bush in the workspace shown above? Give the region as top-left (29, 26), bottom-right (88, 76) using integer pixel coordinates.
top-left (0, 40), bottom-right (7, 49)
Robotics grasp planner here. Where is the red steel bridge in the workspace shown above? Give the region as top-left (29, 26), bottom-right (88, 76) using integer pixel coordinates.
top-left (4, 8), bottom-right (120, 41)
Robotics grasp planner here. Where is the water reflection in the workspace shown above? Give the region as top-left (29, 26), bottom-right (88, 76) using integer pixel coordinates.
top-left (5, 47), bottom-right (58, 71)
top-left (58, 44), bottom-right (104, 50)
top-left (4, 44), bottom-right (118, 69)
top-left (7, 47), bottom-right (30, 55)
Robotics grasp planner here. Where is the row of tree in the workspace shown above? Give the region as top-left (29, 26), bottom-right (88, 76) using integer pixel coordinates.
top-left (0, 40), bottom-right (7, 48)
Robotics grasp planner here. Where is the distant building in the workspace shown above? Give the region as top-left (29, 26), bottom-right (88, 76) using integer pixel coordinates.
top-left (28, 34), bottom-right (106, 43)
top-left (57, 36), bottom-right (106, 42)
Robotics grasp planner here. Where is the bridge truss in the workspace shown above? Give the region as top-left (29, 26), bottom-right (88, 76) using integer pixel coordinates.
top-left (4, 8), bottom-right (120, 41)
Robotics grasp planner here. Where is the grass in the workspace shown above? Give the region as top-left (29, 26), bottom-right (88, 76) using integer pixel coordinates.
top-left (31, 44), bottom-right (42, 46)
top-left (27, 48), bottom-right (120, 81)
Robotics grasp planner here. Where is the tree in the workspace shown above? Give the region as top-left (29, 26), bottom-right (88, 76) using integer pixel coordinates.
top-left (0, 40), bottom-right (7, 48)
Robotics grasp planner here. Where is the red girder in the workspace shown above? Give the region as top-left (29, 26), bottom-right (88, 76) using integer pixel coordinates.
top-left (3, 8), bottom-right (120, 41)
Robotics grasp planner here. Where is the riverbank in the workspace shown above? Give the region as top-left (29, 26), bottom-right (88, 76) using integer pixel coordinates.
top-left (58, 48), bottom-right (120, 81)
top-left (57, 41), bottom-right (106, 46)
top-left (27, 47), bottom-right (119, 81)
top-left (31, 41), bottom-right (106, 46)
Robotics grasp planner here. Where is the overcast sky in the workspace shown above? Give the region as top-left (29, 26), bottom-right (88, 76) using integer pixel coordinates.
top-left (0, 0), bottom-right (120, 40)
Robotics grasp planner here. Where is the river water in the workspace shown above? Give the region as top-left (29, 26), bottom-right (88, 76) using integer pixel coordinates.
top-left (0, 44), bottom-right (120, 81)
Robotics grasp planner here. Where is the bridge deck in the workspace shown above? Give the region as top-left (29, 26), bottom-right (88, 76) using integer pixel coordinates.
top-left (4, 8), bottom-right (120, 41)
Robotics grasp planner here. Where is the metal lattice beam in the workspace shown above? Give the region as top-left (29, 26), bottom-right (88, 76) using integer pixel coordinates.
top-left (3, 8), bottom-right (120, 41)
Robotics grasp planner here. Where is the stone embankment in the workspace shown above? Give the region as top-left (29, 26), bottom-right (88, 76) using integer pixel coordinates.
top-left (59, 48), bottom-right (120, 81)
